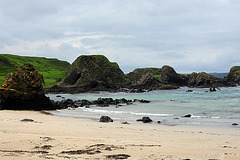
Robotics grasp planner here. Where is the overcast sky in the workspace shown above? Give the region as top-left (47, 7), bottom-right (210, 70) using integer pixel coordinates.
top-left (0, 0), bottom-right (240, 73)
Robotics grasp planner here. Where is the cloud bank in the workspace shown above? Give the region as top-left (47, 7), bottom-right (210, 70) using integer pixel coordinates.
top-left (0, 0), bottom-right (240, 73)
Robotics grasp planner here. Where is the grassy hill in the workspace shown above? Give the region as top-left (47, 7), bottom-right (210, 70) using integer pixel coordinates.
top-left (0, 54), bottom-right (70, 86)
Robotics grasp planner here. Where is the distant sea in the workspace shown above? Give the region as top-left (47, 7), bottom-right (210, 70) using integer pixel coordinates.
top-left (47, 86), bottom-right (240, 128)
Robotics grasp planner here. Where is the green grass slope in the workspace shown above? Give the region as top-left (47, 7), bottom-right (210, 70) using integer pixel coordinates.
top-left (0, 54), bottom-right (70, 86)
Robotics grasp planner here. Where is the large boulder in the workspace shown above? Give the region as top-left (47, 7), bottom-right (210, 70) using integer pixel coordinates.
top-left (61, 55), bottom-right (127, 88)
top-left (0, 63), bottom-right (57, 110)
top-left (226, 66), bottom-right (240, 84)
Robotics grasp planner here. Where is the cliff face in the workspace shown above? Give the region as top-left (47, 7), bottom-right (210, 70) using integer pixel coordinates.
top-left (226, 66), bottom-right (240, 83)
top-left (61, 55), bottom-right (127, 87)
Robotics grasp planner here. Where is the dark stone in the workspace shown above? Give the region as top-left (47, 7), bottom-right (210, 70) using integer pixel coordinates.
top-left (136, 117), bottom-right (153, 123)
top-left (157, 121), bottom-right (161, 124)
top-left (21, 119), bottom-right (34, 122)
top-left (210, 87), bottom-right (216, 92)
top-left (186, 89), bottom-right (193, 92)
top-left (99, 116), bottom-right (113, 123)
top-left (134, 99), bottom-right (150, 103)
top-left (105, 154), bottom-right (131, 159)
top-left (183, 114), bottom-right (192, 118)
top-left (122, 122), bottom-right (129, 124)
top-left (74, 99), bottom-right (92, 107)
top-left (232, 123), bottom-right (238, 126)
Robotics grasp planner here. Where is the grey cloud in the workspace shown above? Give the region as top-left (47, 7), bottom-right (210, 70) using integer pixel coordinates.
top-left (0, 0), bottom-right (240, 73)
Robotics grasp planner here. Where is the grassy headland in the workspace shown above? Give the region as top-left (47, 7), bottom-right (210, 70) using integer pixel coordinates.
top-left (0, 54), bottom-right (70, 87)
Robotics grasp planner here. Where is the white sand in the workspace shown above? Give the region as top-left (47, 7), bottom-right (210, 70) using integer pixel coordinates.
top-left (0, 110), bottom-right (239, 160)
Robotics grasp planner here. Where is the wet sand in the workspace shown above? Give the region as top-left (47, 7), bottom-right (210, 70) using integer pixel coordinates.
top-left (0, 110), bottom-right (239, 160)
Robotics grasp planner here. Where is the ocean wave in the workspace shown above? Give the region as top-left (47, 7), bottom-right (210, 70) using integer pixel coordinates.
top-left (82, 108), bottom-right (172, 117)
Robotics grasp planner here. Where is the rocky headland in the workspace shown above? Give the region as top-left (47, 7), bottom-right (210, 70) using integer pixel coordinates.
top-left (0, 63), bottom-right (151, 110)
top-left (0, 54), bottom-right (239, 95)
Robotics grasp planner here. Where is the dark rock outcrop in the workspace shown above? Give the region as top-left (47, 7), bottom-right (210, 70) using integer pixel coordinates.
top-left (127, 65), bottom-right (186, 90)
top-left (137, 117), bottom-right (153, 123)
top-left (61, 55), bottom-right (128, 89)
top-left (127, 68), bottom-right (162, 82)
top-left (132, 73), bottom-right (161, 89)
top-left (159, 65), bottom-right (187, 85)
top-left (0, 63), bottom-right (57, 110)
top-left (226, 66), bottom-right (240, 84)
top-left (186, 72), bottom-right (233, 88)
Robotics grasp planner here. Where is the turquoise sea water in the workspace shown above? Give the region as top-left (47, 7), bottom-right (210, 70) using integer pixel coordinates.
top-left (47, 86), bottom-right (240, 128)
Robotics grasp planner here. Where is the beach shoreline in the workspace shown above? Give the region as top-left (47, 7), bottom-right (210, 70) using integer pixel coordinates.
top-left (0, 110), bottom-right (239, 160)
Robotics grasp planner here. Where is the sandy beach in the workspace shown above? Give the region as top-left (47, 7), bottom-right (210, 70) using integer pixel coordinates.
top-left (0, 110), bottom-right (239, 160)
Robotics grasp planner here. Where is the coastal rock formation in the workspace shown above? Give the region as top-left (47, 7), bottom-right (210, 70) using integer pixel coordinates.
top-left (186, 72), bottom-right (232, 88)
top-left (159, 65), bottom-right (187, 85)
top-left (132, 73), bottom-right (161, 89)
top-left (127, 68), bottom-right (162, 82)
top-left (61, 55), bottom-right (127, 88)
top-left (226, 66), bottom-right (240, 84)
top-left (0, 63), bottom-right (57, 110)
top-left (128, 66), bottom-right (183, 90)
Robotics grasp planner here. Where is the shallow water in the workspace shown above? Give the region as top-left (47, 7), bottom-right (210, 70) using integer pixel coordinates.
top-left (47, 86), bottom-right (240, 128)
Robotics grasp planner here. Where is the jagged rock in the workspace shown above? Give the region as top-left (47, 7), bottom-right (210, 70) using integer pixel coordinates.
top-left (126, 88), bottom-right (146, 93)
top-left (74, 99), bottom-right (92, 107)
top-left (61, 55), bottom-right (128, 88)
top-left (226, 66), bottom-right (240, 84)
top-left (134, 99), bottom-right (150, 103)
top-left (186, 72), bottom-right (232, 88)
top-left (136, 117), bottom-right (153, 123)
top-left (133, 73), bottom-right (161, 89)
top-left (160, 65), bottom-right (187, 85)
top-left (127, 68), bottom-right (162, 82)
top-left (99, 116), bottom-right (113, 123)
top-left (0, 63), bottom-right (57, 110)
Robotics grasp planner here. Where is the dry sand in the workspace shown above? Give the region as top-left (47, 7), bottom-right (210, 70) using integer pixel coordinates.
top-left (0, 110), bottom-right (239, 160)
